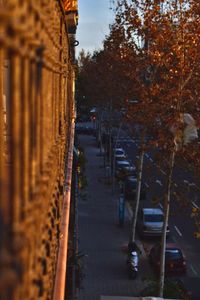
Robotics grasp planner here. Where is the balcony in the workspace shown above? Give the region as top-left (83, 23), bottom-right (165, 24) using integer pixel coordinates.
top-left (63, 0), bottom-right (78, 34)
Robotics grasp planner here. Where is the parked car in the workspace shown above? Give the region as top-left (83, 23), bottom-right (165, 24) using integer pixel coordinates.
top-left (137, 208), bottom-right (170, 237)
top-left (124, 176), bottom-right (146, 201)
top-left (149, 243), bottom-right (186, 276)
top-left (113, 147), bottom-right (126, 160)
top-left (115, 160), bottom-right (136, 181)
top-left (115, 155), bottom-right (127, 162)
top-left (114, 147), bottom-right (125, 156)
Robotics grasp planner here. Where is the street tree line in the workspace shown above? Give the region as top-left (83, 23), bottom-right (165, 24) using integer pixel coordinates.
top-left (76, 0), bottom-right (200, 297)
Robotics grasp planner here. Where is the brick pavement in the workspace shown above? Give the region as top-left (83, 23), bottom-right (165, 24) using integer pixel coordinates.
top-left (77, 134), bottom-right (151, 300)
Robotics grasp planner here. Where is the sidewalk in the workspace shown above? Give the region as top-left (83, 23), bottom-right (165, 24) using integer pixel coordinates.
top-left (77, 134), bottom-right (151, 300)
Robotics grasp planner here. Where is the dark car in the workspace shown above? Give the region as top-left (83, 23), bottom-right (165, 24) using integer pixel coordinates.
top-left (115, 160), bottom-right (136, 181)
top-left (124, 176), bottom-right (146, 201)
top-left (149, 243), bottom-right (186, 276)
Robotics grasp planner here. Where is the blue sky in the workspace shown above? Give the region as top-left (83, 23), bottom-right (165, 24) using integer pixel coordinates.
top-left (76, 0), bottom-right (115, 56)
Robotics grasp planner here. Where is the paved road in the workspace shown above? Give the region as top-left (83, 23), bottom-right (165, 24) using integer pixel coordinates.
top-left (117, 130), bottom-right (200, 278)
top-left (77, 134), bottom-right (151, 300)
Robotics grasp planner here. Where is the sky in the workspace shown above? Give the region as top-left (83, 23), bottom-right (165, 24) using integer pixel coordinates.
top-left (76, 0), bottom-right (115, 56)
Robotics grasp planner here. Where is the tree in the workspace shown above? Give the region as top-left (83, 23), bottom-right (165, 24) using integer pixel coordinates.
top-left (111, 0), bottom-right (200, 297)
top-left (75, 7), bottom-right (200, 291)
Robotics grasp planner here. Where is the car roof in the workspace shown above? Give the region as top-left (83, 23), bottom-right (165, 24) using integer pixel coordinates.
top-left (143, 208), bottom-right (163, 215)
top-left (165, 248), bottom-right (182, 254)
top-left (114, 148), bottom-right (124, 152)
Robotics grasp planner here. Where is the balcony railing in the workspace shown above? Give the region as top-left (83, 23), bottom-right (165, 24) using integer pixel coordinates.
top-left (0, 1), bottom-right (76, 299)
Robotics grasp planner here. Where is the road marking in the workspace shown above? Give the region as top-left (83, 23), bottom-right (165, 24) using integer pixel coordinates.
top-left (190, 264), bottom-right (198, 276)
top-left (189, 182), bottom-right (196, 187)
top-left (159, 203), bottom-right (163, 209)
top-left (183, 179), bottom-right (189, 184)
top-left (192, 201), bottom-right (199, 209)
top-left (149, 157), bottom-right (153, 162)
top-left (145, 182), bottom-right (149, 188)
top-left (174, 183), bottom-right (178, 187)
top-left (136, 155), bottom-right (139, 159)
top-left (156, 179), bottom-right (163, 186)
top-left (174, 225), bottom-right (182, 237)
top-left (161, 169), bottom-right (166, 175)
top-left (145, 154), bottom-right (149, 158)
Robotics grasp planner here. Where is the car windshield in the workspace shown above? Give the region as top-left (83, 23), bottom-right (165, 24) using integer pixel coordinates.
top-left (166, 249), bottom-right (183, 260)
top-left (144, 214), bottom-right (163, 222)
top-left (115, 150), bottom-right (124, 155)
top-left (123, 165), bottom-right (131, 169)
top-left (117, 162), bottom-right (130, 167)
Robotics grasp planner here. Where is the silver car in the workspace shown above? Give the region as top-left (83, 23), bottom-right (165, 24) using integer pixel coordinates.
top-left (114, 148), bottom-right (126, 160)
top-left (137, 208), bottom-right (170, 237)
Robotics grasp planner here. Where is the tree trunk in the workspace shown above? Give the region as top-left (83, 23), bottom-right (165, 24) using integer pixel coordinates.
top-left (130, 133), bottom-right (145, 243)
top-left (112, 122), bottom-right (123, 194)
top-left (158, 148), bottom-right (175, 297)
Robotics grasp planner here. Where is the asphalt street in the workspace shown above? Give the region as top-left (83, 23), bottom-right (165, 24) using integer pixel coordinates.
top-left (117, 128), bottom-right (200, 278)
